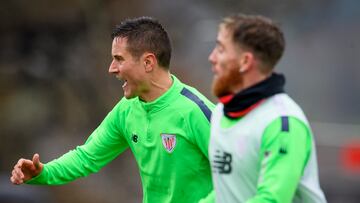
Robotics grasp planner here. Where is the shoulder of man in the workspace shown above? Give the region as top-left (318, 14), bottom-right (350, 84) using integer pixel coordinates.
top-left (177, 84), bottom-right (215, 123)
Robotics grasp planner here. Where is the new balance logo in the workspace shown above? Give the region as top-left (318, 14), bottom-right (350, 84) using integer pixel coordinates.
top-left (132, 134), bottom-right (138, 143)
top-left (213, 150), bottom-right (232, 174)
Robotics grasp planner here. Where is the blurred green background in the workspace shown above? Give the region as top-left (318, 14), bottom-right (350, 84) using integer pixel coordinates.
top-left (1, 0), bottom-right (360, 202)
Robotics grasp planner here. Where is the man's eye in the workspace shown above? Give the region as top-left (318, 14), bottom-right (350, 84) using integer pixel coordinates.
top-left (114, 56), bottom-right (124, 62)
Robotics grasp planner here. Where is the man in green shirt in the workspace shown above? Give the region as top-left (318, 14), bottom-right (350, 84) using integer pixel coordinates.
top-left (11, 16), bottom-right (214, 203)
top-left (208, 14), bottom-right (327, 202)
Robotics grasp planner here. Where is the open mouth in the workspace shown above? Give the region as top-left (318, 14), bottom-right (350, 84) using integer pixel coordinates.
top-left (122, 80), bottom-right (128, 88)
top-left (115, 76), bottom-right (128, 88)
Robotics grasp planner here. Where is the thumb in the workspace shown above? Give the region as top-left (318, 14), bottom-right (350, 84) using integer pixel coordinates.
top-left (32, 153), bottom-right (41, 170)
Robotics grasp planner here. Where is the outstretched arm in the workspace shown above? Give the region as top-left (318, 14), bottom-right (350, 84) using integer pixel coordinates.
top-left (13, 99), bottom-right (129, 185)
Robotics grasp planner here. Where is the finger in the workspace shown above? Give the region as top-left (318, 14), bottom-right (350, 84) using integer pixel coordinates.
top-left (11, 170), bottom-right (18, 181)
top-left (14, 178), bottom-right (23, 185)
top-left (11, 171), bottom-right (21, 184)
top-left (15, 158), bottom-right (25, 168)
top-left (12, 169), bottom-right (19, 179)
top-left (32, 153), bottom-right (41, 169)
top-left (10, 176), bottom-right (20, 185)
top-left (17, 178), bottom-right (24, 184)
top-left (13, 168), bottom-right (24, 179)
top-left (17, 159), bottom-right (35, 169)
top-left (15, 158), bottom-right (32, 169)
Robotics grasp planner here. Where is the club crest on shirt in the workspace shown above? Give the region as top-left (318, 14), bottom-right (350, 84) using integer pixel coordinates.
top-left (161, 133), bottom-right (176, 153)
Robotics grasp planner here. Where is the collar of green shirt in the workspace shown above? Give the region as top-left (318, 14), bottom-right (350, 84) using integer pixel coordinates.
top-left (139, 75), bottom-right (183, 113)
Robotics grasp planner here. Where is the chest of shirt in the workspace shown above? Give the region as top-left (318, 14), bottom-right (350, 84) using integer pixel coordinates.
top-left (121, 107), bottom-right (206, 174)
top-left (210, 124), bottom-right (262, 173)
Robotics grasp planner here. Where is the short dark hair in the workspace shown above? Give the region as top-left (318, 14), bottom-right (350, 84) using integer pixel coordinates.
top-left (221, 14), bottom-right (285, 72)
top-left (112, 16), bottom-right (172, 69)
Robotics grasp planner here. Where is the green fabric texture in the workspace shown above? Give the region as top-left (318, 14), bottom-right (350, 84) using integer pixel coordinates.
top-left (199, 190), bottom-right (216, 203)
top-left (246, 116), bottom-right (312, 203)
top-left (27, 76), bottom-right (215, 203)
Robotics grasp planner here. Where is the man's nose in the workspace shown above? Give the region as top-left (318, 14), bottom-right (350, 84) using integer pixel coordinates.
top-left (108, 60), bottom-right (118, 74)
top-left (208, 49), bottom-right (216, 65)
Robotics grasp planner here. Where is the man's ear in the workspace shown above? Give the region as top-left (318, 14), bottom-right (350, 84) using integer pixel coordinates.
top-left (238, 52), bottom-right (254, 73)
top-left (142, 53), bottom-right (157, 72)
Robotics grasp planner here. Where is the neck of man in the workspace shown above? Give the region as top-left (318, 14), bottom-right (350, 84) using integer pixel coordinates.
top-left (232, 69), bottom-right (271, 94)
top-left (139, 68), bottom-right (173, 102)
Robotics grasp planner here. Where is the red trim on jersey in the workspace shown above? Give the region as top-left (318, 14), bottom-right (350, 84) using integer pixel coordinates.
top-left (219, 94), bottom-right (234, 104)
top-left (227, 99), bottom-right (265, 118)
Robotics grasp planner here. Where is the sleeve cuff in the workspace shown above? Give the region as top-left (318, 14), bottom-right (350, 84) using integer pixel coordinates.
top-left (25, 165), bottom-right (48, 185)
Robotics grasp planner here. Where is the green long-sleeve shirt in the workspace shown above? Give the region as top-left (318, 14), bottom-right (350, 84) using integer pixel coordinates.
top-left (28, 75), bottom-right (215, 203)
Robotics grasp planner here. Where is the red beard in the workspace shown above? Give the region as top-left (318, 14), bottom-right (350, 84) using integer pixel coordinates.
top-left (212, 65), bottom-right (243, 98)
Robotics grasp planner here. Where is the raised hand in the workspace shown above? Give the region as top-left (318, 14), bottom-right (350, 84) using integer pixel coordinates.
top-left (10, 153), bottom-right (43, 185)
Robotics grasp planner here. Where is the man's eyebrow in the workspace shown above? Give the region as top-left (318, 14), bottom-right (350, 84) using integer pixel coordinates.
top-left (113, 55), bottom-right (124, 60)
top-left (216, 40), bottom-right (224, 48)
